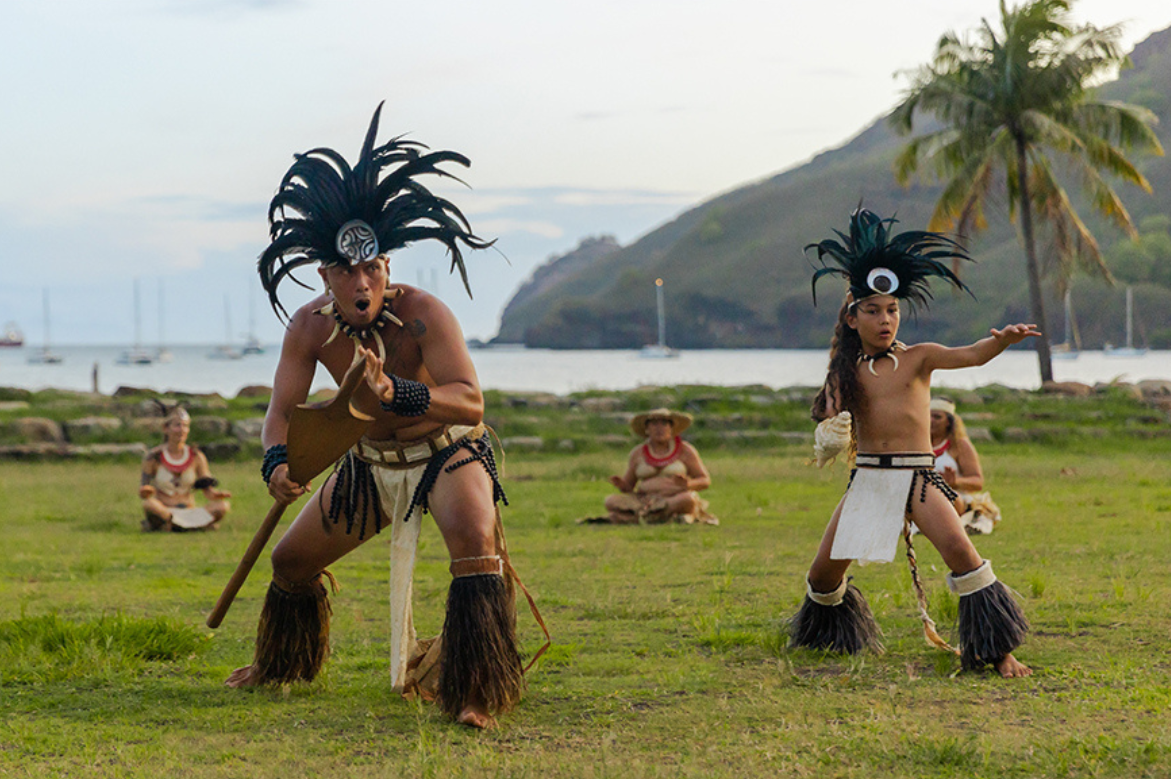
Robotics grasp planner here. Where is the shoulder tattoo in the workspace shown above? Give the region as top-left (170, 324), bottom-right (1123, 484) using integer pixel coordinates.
top-left (407, 319), bottom-right (427, 338)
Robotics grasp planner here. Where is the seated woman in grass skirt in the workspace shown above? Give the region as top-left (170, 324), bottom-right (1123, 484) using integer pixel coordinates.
top-left (587, 408), bottom-right (716, 525)
top-left (930, 397), bottom-right (1001, 535)
top-left (139, 405), bottom-right (230, 531)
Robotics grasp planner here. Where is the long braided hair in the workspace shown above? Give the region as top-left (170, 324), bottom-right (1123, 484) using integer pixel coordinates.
top-left (811, 298), bottom-right (865, 423)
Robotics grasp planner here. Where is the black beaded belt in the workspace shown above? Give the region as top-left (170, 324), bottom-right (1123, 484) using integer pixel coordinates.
top-left (854, 452), bottom-right (935, 469)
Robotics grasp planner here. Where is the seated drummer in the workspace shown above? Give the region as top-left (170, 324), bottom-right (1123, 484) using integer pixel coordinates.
top-left (139, 405), bottom-right (231, 531)
top-left (600, 408), bottom-right (717, 525)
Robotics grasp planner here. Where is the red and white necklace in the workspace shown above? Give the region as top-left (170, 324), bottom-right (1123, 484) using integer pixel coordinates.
top-left (642, 436), bottom-right (681, 467)
top-left (160, 445), bottom-right (194, 474)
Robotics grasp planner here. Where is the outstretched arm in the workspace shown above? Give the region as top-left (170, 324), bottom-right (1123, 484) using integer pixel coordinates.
top-left (922, 324), bottom-right (1041, 372)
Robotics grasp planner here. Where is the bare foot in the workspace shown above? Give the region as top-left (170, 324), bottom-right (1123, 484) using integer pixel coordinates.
top-left (225, 665), bottom-right (260, 688)
top-left (456, 703), bottom-right (495, 730)
top-left (994, 653), bottom-right (1032, 678)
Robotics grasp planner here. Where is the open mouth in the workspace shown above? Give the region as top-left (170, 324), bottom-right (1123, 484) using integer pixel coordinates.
top-left (355, 299), bottom-right (371, 313)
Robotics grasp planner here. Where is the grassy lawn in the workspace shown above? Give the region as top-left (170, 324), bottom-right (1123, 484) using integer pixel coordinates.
top-left (2, 432), bottom-right (1169, 777)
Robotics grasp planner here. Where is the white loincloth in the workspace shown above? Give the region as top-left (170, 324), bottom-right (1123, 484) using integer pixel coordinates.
top-left (360, 425), bottom-right (475, 692)
top-left (830, 467), bottom-right (914, 564)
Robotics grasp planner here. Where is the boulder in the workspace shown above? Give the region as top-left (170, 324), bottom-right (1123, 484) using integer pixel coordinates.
top-left (201, 441), bottom-right (242, 461)
top-left (967, 426), bottom-right (994, 442)
top-left (503, 392), bottom-right (567, 409)
top-left (501, 436), bottom-right (543, 451)
top-left (63, 416), bottom-right (123, 439)
top-left (236, 385), bottom-right (273, 398)
top-left (580, 396), bottom-right (624, 412)
top-left (231, 418), bottom-right (265, 440)
top-left (129, 417), bottom-right (165, 434)
top-left (131, 399), bottom-right (167, 417)
top-left (10, 417), bottom-right (65, 443)
top-left (192, 417), bottom-right (231, 436)
top-left (114, 386), bottom-right (157, 398)
top-left (78, 443), bottom-right (148, 457)
top-left (597, 434), bottom-right (631, 447)
top-left (1137, 380), bottom-right (1171, 398)
top-left (1041, 381), bottom-right (1093, 397)
top-left (0, 442), bottom-right (76, 459)
top-left (0, 387), bottom-right (33, 402)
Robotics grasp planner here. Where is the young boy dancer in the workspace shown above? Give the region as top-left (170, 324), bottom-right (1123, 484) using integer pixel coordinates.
top-left (791, 208), bottom-right (1036, 678)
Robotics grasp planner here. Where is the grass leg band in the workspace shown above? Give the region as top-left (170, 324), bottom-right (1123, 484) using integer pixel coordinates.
top-left (252, 571), bottom-right (335, 684)
top-left (788, 579), bottom-right (884, 654)
top-left (947, 560), bottom-right (997, 596)
top-left (806, 577), bottom-right (849, 606)
top-left (952, 563), bottom-right (1030, 670)
top-left (437, 571), bottom-right (524, 721)
top-left (450, 555), bottom-right (505, 578)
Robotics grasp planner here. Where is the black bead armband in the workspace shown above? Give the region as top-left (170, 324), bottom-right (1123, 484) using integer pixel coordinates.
top-left (380, 375), bottom-right (431, 417)
top-left (193, 477), bottom-right (219, 490)
top-left (261, 444), bottom-right (288, 484)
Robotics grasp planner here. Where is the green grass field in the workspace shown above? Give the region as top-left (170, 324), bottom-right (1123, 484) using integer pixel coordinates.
top-left (2, 433), bottom-right (1169, 777)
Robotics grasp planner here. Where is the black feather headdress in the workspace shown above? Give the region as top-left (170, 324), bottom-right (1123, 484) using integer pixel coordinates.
top-left (806, 208), bottom-right (973, 310)
top-left (258, 102), bottom-right (493, 319)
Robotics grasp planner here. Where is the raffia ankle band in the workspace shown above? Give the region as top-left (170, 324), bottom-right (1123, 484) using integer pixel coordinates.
top-left (806, 577), bottom-right (848, 606)
top-left (947, 560), bottom-right (996, 596)
top-left (450, 555), bottom-right (504, 578)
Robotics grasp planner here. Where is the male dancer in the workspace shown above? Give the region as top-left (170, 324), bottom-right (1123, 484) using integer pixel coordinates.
top-left (791, 208), bottom-right (1035, 678)
top-left (226, 103), bottom-right (531, 727)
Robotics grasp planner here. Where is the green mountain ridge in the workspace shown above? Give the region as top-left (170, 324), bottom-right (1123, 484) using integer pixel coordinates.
top-left (496, 25), bottom-right (1171, 350)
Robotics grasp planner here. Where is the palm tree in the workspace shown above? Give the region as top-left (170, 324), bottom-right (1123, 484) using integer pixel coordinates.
top-left (890, 0), bottom-right (1162, 382)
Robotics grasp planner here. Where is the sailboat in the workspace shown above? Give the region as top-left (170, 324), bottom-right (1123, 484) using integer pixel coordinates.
top-left (27, 289), bottom-right (63, 364)
top-left (1051, 289), bottom-right (1079, 360)
top-left (639, 278), bottom-right (679, 358)
top-left (1104, 285), bottom-right (1147, 357)
top-left (241, 291), bottom-right (264, 355)
top-left (117, 279), bottom-right (156, 365)
top-left (208, 294), bottom-right (242, 360)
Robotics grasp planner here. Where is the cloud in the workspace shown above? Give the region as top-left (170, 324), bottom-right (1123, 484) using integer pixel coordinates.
top-left (474, 218), bottom-right (564, 239)
top-left (130, 194), bottom-right (265, 222)
top-left (162, 0), bottom-right (302, 16)
top-left (446, 192), bottom-right (534, 216)
top-left (553, 189), bottom-right (698, 207)
top-left (574, 111), bottom-right (619, 122)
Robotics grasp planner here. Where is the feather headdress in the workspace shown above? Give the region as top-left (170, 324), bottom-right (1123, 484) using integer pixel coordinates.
top-left (258, 102), bottom-right (492, 319)
top-left (807, 208), bottom-right (973, 310)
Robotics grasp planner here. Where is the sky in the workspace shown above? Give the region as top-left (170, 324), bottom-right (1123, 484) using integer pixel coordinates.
top-left (1, 0), bottom-right (1168, 347)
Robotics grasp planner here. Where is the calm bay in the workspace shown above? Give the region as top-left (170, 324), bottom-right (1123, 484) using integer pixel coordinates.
top-left (2, 345), bottom-right (1170, 397)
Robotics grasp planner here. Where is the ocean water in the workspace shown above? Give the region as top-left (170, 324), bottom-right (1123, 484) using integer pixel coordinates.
top-left (1, 344), bottom-right (1169, 397)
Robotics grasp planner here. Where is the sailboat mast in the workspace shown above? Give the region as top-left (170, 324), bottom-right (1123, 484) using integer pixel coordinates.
top-left (655, 278), bottom-right (666, 348)
top-left (134, 278), bottom-right (143, 349)
top-left (224, 294), bottom-right (232, 347)
top-left (43, 289), bottom-right (51, 348)
top-left (158, 278), bottom-right (165, 351)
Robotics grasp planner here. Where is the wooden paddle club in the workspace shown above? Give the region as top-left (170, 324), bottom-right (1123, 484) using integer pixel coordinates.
top-left (206, 359), bottom-right (374, 628)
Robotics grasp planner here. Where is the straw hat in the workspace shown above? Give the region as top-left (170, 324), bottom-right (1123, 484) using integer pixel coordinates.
top-left (629, 408), bottom-right (692, 437)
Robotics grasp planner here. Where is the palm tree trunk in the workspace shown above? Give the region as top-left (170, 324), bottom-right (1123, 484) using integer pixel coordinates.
top-left (1015, 139), bottom-right (1054, 384)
